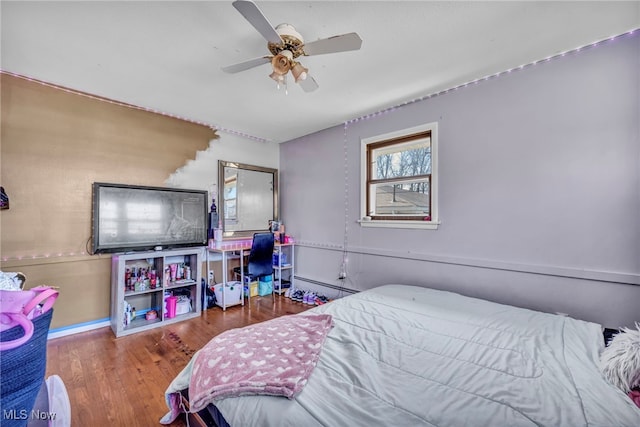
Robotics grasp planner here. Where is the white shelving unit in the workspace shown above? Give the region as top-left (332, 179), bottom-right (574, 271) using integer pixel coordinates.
top-left (110, 247), bottom-right (203, 337)
top-left (273, 243), bottom-right (295, 294)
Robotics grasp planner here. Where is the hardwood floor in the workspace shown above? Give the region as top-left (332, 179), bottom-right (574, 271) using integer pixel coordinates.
top-left (45, 295), bottom-right (312, 426)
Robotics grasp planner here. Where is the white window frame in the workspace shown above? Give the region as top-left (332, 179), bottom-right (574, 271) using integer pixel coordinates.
top-left (360, 122), bottom-right (439, 230)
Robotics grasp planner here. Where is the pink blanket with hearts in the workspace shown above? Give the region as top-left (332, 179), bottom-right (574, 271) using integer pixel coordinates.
top-left (188, 313), bottom-right (333, 413)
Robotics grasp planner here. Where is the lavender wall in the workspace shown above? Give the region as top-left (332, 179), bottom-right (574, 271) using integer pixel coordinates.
top-left (280, 32), bottom-right (640, 328)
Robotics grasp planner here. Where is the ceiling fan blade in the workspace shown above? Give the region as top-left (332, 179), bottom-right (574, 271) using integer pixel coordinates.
top-left (232, 0), bottom-right (282, 45)
top-left (298, 75), bottom-right (319, 93)
top-left (222, 56), bottom-right (271, 73)
top-left (303, 32), bottom-right (363, 56)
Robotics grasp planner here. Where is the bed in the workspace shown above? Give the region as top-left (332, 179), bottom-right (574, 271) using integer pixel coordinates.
top-left (161, 284), bottom-right (640, 426)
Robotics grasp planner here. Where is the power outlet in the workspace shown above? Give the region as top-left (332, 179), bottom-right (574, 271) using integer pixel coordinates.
top-left (338, 272), bottom-right (347, 280)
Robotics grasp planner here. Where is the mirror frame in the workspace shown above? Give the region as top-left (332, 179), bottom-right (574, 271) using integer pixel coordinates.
top-left (218, 160), bottom-right (278, 238)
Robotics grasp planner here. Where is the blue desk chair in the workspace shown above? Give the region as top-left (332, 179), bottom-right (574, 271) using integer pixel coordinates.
top-left (233, 232), bottom-right (275, 295)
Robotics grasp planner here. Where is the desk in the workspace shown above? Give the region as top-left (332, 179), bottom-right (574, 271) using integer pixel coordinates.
top-left (206, 241), bottom-right (295, 310)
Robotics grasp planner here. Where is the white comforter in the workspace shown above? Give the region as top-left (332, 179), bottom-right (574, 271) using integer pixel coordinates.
top-left (170, 285), bottom-right (640, 426)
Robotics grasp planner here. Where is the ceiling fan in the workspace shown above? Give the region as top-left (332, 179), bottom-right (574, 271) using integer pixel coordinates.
top-left (222, 0), bottom-right (363, 92)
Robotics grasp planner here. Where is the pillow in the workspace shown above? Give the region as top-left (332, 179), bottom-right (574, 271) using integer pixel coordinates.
top-left (600, 322), bottom-right (640, 393)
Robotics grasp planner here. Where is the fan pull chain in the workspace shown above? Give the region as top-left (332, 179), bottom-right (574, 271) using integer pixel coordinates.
top-left (275, 75), bottom-right (289, 95)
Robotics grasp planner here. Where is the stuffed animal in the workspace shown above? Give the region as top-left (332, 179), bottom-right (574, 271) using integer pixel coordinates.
top-left (600, 322), bottom-right (640, 399)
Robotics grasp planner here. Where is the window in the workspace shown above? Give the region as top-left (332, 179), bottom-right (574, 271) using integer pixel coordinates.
top-left (360, 122), bottom-right (438, 229)
top-left (223, 174), bottom-right (238, 223)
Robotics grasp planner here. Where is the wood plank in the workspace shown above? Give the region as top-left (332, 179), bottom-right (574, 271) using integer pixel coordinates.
top-left (45, 295), bottom-right (312, 426)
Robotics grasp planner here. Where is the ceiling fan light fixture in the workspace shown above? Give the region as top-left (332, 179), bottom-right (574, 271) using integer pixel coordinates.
top-left (223, 1), bottom-right (363, 93)
top-left (275, 23), bottom-right (304, 44)
top-left (291, 62), bottom-right (308, 82)
top-left (269, 70), bottom-right (285, 83)
top-left (271, 51), bottom-right (293, 75)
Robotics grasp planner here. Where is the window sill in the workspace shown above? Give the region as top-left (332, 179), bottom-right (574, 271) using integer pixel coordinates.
top-left (357, 219), bottom-right (440, 230)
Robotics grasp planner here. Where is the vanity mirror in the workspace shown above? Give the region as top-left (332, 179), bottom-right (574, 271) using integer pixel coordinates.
top-left (218, 160), bottom-right (278, 237)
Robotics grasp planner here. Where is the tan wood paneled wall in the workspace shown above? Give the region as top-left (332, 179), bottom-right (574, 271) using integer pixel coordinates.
top-left (0, 74), bottom-right (216, 329)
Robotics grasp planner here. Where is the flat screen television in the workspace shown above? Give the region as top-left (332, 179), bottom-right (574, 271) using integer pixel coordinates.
top-left (91, 182), bottom-right (208, 254)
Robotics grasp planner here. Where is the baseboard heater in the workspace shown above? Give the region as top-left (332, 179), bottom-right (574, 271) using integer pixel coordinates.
top-left (294, 276), bottom-right (359, 294)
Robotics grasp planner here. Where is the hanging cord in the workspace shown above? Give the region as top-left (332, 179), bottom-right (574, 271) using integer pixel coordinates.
top-left (337, 122), bottom-right (350, 298)
top-left (85, 236), bottom-right (94, 256)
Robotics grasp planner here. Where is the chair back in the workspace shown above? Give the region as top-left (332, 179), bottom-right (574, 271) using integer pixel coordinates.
top-left (248, 233), bottom-right (275, 279)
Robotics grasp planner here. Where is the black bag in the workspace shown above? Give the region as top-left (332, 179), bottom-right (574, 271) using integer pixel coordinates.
top-left (201, 278), bottom-right (216, 309)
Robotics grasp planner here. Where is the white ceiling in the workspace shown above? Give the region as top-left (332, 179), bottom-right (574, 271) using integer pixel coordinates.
top-left (2, 1), bottom-right (639, 143)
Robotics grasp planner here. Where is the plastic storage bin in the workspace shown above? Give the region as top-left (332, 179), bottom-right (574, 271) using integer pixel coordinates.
top-left (258, 277), bottom-right (273, 296)
top-left (243, 279), bottom-right (258, 298)
top-left (213, 282), bottom-right (242, 307)
top-left (175, 296), bottom-right (192, 315)
top-left (273, 252), bottom-right (287, 265)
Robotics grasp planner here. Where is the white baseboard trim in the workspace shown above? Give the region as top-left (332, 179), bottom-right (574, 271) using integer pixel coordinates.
top-left (294, 276), bottom-right (358, 299)
top-left (48, 318), bottom-right (110, 340)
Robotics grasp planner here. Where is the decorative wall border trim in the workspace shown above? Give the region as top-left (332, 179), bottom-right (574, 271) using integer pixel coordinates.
top-left (0, 70), bottom-right (268, 143)
top-left (296, 241), bottom-right (640, 286)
